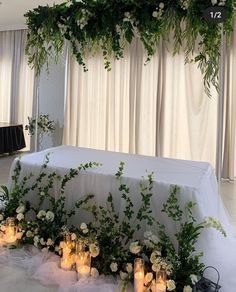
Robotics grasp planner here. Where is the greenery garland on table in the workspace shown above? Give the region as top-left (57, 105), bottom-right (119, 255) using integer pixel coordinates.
top-left (0, 155), bottom-right (226, 291)
top-left (24, 0), bottom-right (235, 96)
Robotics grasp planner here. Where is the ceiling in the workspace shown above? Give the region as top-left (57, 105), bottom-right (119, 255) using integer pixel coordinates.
top-left (0, 0), bottom-right (65, 30)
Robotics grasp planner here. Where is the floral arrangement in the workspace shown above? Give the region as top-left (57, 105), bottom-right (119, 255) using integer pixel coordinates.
top-left (25, 114), bottom-right (56, 137)
top-left (0, 156), bottom-right (226, 291)
top-left (24, 0), bottom-right (235, 96)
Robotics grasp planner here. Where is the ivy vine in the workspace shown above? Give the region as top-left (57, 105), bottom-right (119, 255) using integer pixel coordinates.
top-left (25, 0), bottom-right (235, 96)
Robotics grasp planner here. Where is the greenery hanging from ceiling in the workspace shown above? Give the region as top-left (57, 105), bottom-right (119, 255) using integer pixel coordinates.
top-left (25, 0), bottom-right (235, 96)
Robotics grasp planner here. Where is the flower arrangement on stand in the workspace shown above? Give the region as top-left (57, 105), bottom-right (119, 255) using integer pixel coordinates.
top-left (0, 156), bottom-right (226, 291)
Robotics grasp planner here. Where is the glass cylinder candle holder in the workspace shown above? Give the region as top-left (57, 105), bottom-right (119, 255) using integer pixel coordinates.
top-left (4, 218), bottom-right (17, 244)
top-left (76, 250), bottom-right (91, 278)
top-left (60, 233), bottom-right (75, 271)
top-left (134, 258), bottom-right (144, 292)
top-left (156, 270), bottom-right (167, 292)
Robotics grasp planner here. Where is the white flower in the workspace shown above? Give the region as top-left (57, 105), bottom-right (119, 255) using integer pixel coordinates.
top-left (26, 230), bottom-right (33, 237)
top-left (55, 246), bottom-right (59, 252)
top-left (0, 214), bottom-right (4, 221)
top-left (16, 204), bottom-right (25, 214)
top-left (159, 2), bottom-right (164, 9)
top-left (71, 233), bottom-right (77, 241)
top-left (89, 243), bottom-right (100, 257)
top-left (211, 0), bottom-right (218, 5)
top-left (152, 263), bottom-right (160, 272)
top-left (152, 11), bottom-right (158, 18)
top-left (150, 251), bottom-right (160, 264)
top-left (167, 280), bottom-right (176, 291)
top-left (16, 232), bottom-right (23, 239)
top-left (37, 210), bottom-right (46, 219)
top-left (144, 272), bottom-right (153, 284)
top-left (40, 238), bottom-right (45, 245)
top-left (126, 263), bottom-right (133, 274)
top-left (190, 274), bottom-right (198, 285)
top-left (46, 211), bottom-right (54, 222)
top-left (110, 262), bottom-right (118, 272)
top-left (80, 223), bottom-right (89, 233)
top-left (47, 238), bottom-right (54, 246)
top-left (34, 235), bottom-right (39, 243)
top-left (129, 241), bottom-right (141, 254)
top-left (183, 286), bottom-right (192, 292)
top-left (91, 267), bottom-right (99, 278)
top-left (16, 213), bottom-right (24, 221)
top-left (120, 271), bottom-right (128, 280)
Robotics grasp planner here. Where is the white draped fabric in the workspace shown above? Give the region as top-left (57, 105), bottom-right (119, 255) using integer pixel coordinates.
top-left (8, 146), bottom-right (236, 291)
top-left (0, 29), bottom-right (34, 149)
top-left (63, 39), bottom-right (218, 172)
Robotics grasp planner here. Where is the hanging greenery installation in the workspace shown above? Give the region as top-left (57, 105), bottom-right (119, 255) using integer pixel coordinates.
top-left (25, 0), bottom-right (235, 95)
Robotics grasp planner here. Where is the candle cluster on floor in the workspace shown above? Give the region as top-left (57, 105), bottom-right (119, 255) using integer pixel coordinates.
top-left (0, 217), bottom-right (18, 246)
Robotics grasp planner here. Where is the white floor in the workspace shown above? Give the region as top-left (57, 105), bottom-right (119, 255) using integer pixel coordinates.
top-left (0, 151), bottom-right (236, 227)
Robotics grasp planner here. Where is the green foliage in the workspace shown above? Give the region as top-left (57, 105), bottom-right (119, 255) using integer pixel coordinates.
top-left (24, 0), bottom-right (235, 96)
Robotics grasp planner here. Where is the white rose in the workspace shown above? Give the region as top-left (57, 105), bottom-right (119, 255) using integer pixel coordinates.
top-left (190, 274), bottom-right (198, 285)
top-left (152, 11), bottom-right (158, 18)
top-left (46, 211), bottom-right (54, 222)
top-left (40, 238), bottom-right (45, 245)
top-left (80, 223), bottom-right (87, 230)
top-left (129, 241), bottom-right (141, 254)
top-left (16, 204), bottom-right (25, 214)
top-left (183, 286), bottom-right (192, 292)
top-left (91, 267), bottom-right (99, 278)
top-left (16, 232), bottom-right (23, 239)
top-left (126, 263), bottom-right (133, 274)
top-left (144, 272), bottom-right (153, 284)
top-left (37, 210), bottom-right (46, 219)
top-left (82, 228), bottom-right (89, 234)
top-left (26, 230), bottom-right (33, 237)
top-left (47, 238), bottom-right (54, 246)
top-left (150, 251), bottom-right (160, 264)
top-left (152, 263), bottom-right (160, 272)
top-left (211, 0), bottom-right (218, 5)
top-left (71, 233), bottom-right (77, 241)
top-left (34, 235), bottom-right (39, 243)
top-left (159, 2), bottom-right (165, 9)
top-left (110, 262), bottom-right (118, 272)
top-left (89, 243), bottom-right (100, 257)
top-left (167, 280), bottom-right (176, 291)
top-left (0, 214), bottom-right (4, 221)
top-left (16, 213), bottom-right (24, 221)
top-left (120, 271), bottom-right (128, 280)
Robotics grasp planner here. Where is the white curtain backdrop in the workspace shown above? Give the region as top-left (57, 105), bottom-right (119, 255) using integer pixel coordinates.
top-left (63, 36), bottom-right (235, 180)
top-left (0, 29), bottom-right (34, 149)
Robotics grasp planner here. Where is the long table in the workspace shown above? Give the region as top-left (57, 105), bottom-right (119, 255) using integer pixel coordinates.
top-left (8, 146), bottom-right (236, 291)
top-left (0, 122), bottom-right (26, 154)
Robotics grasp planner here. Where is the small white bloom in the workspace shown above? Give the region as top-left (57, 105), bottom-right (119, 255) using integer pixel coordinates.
top-left (159, 2), bottom-right (165, 9)
top-left (34, 235), bottom-right (39, 243)
top-left (80, 222), bottom-right (87, 229)
top-left (47, 238), bottom-right (54, 246)
top-left (129, 241), bottom-right (141, 254)
top-left (46, 211), bottom-right (54, 222)
top-left (40, 238), bottom-right (45, 245)
top-left (183, 286), bottom-right (192, 292)
top-left (71, 233), bottom-right (77, 241)
top-left (16, 204), bottom-right (25, 214)
top-left (110, 262), bottom-right (118, 272)
top-left (167, 279), bottom-right (176, 291)
top-left (0, 214), bottom-right (4, 221)
top-left (82, 228), bottom-right (89, 234)
top-left (190, 274), bottom-right (198, 285)
top-left (150, 251), bottom-right (160, 264)
top-left (144, 272), bottom-right (153, 284)
top-left (126, 263), bottom-right (133, 274)
top-left (55, 246), bottom-right (59, 252)
top-left (91, 267), bottom-right (99, 278)
top-left (37, 210), bottom-right (46, 219)
top-left (89, 243), bottom-right (100, 257)
top-left (26, 230), bottom-right (33, 237)
top-left (16, 213), bottom-right (24, 221)
top-left (120, 271), bottom-right (128, 280)
top-left (211, 0), bottom-right (218, 5)
top-left (152, 11), bottom-right (158, 18)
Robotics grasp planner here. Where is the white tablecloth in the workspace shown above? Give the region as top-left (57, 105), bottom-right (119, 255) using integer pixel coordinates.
top-left (8, 146), bottom-right (236, 291)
